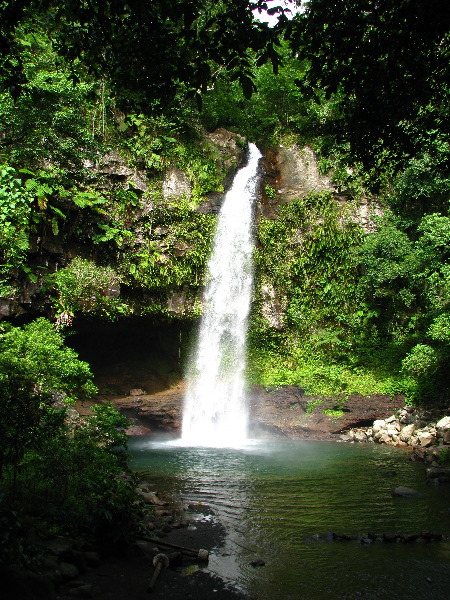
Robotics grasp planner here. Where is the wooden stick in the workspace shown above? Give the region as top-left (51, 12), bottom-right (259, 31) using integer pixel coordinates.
top-left (139, 536), bottom-right (209, 560)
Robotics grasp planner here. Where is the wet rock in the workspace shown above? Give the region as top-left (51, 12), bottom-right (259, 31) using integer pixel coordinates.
top-left (382, 471), bottom-right (397, 477)
top-left (66, 550), bottom-right (87, 574)
top-left (68, 583), bottom-right (95, 598)
top-left (421, 531), bottom-right (443, 541)
top-left (426, 466), bottom-right (450, 483)
top-left (83, 552), bottom-right (100, 568)
top-left (58, 562), bottom-right (80, 582)
top-left (392, 486), bottom-right (423, 498)
top-left (130, 388), bottom-right (146, 396)
top-left (139, 491), bottom-right (167, 506)
top-left (40, 536), bottom-right (74, 557)
top-left (401, 534), bottom-right (419, 543)
top-left (250, 559), bottom-right (266, 567)
top-left (426, 477), bottom-right (440, 487)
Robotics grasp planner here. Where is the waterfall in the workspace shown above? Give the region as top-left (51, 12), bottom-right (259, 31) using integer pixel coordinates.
top-left (181, 143), bottom-right (262, 447)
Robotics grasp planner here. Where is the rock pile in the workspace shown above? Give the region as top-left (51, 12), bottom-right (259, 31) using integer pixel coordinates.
top-left (341, 408), bottom-right (450, 453)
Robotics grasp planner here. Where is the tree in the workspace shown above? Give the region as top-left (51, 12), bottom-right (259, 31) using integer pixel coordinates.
top-left (288, 0), bottom-right (450, 169)
top-left (0, 1), bottom-right (291, 111)
top-left (0, 318), bottom-right (96, 482)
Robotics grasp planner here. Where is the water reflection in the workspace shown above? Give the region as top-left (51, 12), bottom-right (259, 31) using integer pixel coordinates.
top-left (130, 439), bottom-right (450, 599)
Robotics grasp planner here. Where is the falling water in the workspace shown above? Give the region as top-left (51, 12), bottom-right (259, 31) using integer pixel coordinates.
top-left (181, 143), bottom-right (262, 446)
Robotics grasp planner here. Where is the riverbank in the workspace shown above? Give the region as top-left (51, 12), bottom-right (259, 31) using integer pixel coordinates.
top-left (53, 488), bottom-right (249, 600)
top-left (76, 383), bottom-right (406, 441)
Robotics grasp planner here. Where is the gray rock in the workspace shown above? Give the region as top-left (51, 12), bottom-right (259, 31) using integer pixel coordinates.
top-left (436, 416), bottom-right (450, 431)
top-left (83, 552), bottom-right (100, 568)
top-left (260, 281), bottom-right (285, 329)
top-left (68, 583), bottom-right (95, 598)
top-left (58, 562), bottom-right (79, 581)
top-left (417, 431), bottom-right (436, 447)
top-left (40, 536), bottom-right (73, 556)
top-left (392, 486), bottom-right (423, 498)
top-left (400, 423), bottom-right (416, 443)
top-left (162, 168), bottom-right (192, 200)
top-left (354, 430), bottom-right (368, 442)
top-left (426, 467), bottom-right (450, 480)
top-left (373, 419), bottom-right (386, 433)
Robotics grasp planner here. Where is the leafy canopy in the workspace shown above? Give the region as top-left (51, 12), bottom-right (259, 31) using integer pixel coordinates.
top-left (1, 1), bottom-right (292, 110)
top-left (288, 0), bottom-right (450, 169)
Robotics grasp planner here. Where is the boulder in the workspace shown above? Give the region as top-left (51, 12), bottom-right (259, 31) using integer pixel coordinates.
top-left (392, 486), bottom-right (423, 498)
top-left (379, 433), bottom-right (393, 445)
top-left (398, 408), bottom-right (415, 424)
top-left (58, 562), bottom-right (79, 582)
top-left (372, 419), bottom-right (386, 433)
top-left (354, 429), bottom-right (368, 442)
top-left (399, 423), bottom-right (416, 443)
top-left (426, 467), bottom-right (450, 482)
top-left (417, 431), bottom-right (436, 448)
top-left (436, 416), bottom-right (450, 431)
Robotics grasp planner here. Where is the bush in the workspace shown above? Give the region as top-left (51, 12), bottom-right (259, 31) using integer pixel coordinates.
top-left (50, 257), bottom-right (128, 321)
top-left (0, 318), bottom-right (96, 484)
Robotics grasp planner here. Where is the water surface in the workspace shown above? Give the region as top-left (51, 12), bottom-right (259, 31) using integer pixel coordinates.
top-left (130, 439), bottom-right (450, 599)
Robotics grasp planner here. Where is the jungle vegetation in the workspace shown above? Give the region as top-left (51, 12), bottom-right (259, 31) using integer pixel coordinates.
top-left (0, 0), bottom-right (449, 563)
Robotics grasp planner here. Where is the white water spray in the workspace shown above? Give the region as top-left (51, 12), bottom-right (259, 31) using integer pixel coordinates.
top-left (181, 143), bottom-right (262, 447)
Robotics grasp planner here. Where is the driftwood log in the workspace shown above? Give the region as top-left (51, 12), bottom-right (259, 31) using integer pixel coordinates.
top-left (140, 536), bottom-right (209, 562)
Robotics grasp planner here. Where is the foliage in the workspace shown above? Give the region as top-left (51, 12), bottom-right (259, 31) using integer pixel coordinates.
top-left (254, 191), bottom-right (363, 347)
top-left (50, 257), bottom-right (128, 320)
top-left (0, 318), bottom-right (96, 481)
top-left (0, 166), bottom-right (32, 284)
top-left (201, 42), bottom-right (306, 143)
top-left (1, 400), bottom-right (141, 554)
top-left (289, 0), bottom-right (450, 170)
top-left (0, 28), bottom-right (101, 170)
top-left (122, 205), bottom-right (215, 293)
top-left (0, 1), bottom-right (289, 112)
top-left (247, 342), bottom-right (410, 399)
top-left (18, 430), bottom-right (140, 546)
top-left (0, 315), bottom-right (139, 555)
top-left (350, 210), bottom-right (450, 401)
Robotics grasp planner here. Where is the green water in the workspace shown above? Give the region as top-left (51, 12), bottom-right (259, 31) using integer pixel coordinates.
top-left (130, 438), bottom-right (450, 599)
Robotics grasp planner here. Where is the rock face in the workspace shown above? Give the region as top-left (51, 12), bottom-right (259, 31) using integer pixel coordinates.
top-left (94, 383), bottom-right (404, 440)
top-left (162, 168), bottom-right (192, 200)
top-left (260, 281), bottom-right (285, 330)
top-left (197, 129), bottom-right (247, 214)
top-left (248, 388), bottom-right (404, 439)
top-left (260, 145), bottom-right (333, 217)
top-left (0, 128), bottom-right (246, 321)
